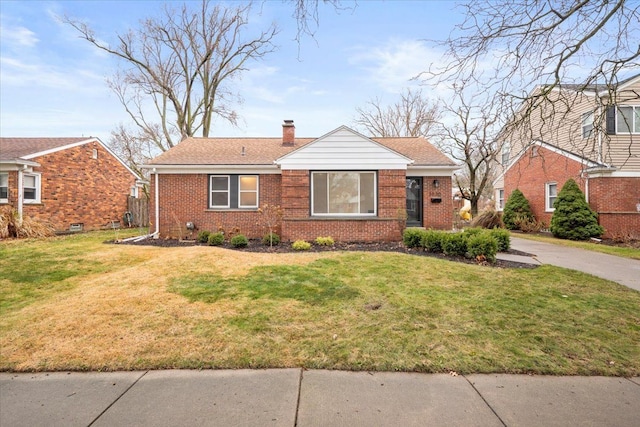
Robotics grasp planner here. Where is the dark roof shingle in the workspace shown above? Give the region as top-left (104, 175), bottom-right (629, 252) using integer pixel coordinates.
top-left (0, 137), bottom-right (90, 161)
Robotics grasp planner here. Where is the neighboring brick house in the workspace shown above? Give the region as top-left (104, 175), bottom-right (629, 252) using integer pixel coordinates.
top-left (0, 137), bottom-right (142, 232)
top-left (494, 73), bottom-right (640, 238)
top-left (146, 122), bottom-right (458, 242)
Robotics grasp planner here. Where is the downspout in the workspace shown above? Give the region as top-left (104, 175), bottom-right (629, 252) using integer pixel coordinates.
top-left (17, 167), bottom-right (24, 226)
top-left (153, 169), bottom-right (160, 238)
top-left (597, 103), bottom-right (603, 164)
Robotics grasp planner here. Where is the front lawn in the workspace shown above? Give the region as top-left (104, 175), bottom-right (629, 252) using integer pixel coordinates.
top-left (1, 231), bottom-right (639, 375)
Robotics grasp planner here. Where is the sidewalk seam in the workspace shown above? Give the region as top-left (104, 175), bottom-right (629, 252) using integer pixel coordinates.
top-left (293, 368), bottom-right (303, 427)
top-left (463, 375), bottom-right (507, 427)
top-left (87, 370), bottom-right (149, 427)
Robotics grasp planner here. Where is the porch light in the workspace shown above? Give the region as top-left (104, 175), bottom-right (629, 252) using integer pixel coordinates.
top-left (433, 179), bottom-right (440, 188)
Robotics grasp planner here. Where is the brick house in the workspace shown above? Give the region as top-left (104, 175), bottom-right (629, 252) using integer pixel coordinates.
top-left (494, 73), bottom-right (640, 238)
top-left (146, 122), bottom-right (458, 242)
top-left (0, 137), bottom-right (142, 232)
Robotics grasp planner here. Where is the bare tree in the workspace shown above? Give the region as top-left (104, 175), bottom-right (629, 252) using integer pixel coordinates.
top-left (64, 1), bottom-right (278, 153)
top-left (107, 124), bottom-right (157, 180)
top-left (353, 89), bottom-right (441, 138)
top-left (432, 90), bottom-right (501, 217)
top-left (426, 0), bottom-right (639, 157)
top-left (286, 0), bottom-right (356, 43)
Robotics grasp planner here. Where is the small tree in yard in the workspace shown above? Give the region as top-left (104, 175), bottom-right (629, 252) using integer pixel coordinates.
top-left (258, 204), bottom-right (283, 247)
top-left (550, 179), bottom-right (604, 240)
top-left (502, 189), bottom-right (534, 230)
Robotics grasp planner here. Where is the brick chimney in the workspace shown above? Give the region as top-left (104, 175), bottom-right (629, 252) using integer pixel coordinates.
top-left (282, 120), bottom-right (295, 146)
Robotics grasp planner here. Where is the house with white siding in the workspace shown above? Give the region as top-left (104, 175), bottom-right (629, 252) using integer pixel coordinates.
top-left (494, 74), bottom-right (640, 238)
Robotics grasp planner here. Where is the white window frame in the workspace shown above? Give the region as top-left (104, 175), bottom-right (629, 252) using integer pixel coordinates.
top-left (545, 182), bottom-right (557, 212)
top-left (0, 172), bottom-right (8, 203)
top-left (209, 175), bottom-right (230, 208)
top-left (23, 172), bottom-right (41, 204)
top-left (501, 142), bottom-right (510, 166)
top-left (238, 175), bottom-right (259, 208)
top-left (616, 105), bottom-right (640, 134)
top-left (581, 111), bottom-right (594, 138)
top-left (496, 188), bottom-right (505, 211)
top-left (311, 171), bottom-right (377, 216)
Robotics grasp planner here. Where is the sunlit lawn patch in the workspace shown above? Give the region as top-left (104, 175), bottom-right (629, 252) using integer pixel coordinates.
top-left (1, 231), bottom-right (639, 376)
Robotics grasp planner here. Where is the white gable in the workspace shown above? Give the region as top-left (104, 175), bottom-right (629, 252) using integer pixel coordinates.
top-left (275, 126), bottom-right (412, 170)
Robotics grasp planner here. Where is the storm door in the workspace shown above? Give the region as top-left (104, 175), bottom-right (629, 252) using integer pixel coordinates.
top-left (406, 177), bottom-right (423, 227)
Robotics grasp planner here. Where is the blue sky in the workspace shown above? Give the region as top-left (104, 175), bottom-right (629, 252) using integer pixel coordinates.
top-left (0, 0), bottom-right (461, 142)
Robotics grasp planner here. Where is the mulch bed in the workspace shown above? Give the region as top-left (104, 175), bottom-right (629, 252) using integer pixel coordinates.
top-left (114, 238), bottom-right (537, 269)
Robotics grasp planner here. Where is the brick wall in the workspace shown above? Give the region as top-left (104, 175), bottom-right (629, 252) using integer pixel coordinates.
top-left (504, 146), bottom-right (640, 238)
top-left (504, 146), bottom-right (586, 226)
top-left (151, 174), bottom-right (282, 239)
top-left (422, 176), bottom-right (453, 229)
top-left (588, 176), bottom-right (640, 238)
top-left (3, 142), bottom-right (136, 231)
top-left (152, 170), bottom-right (454, 242)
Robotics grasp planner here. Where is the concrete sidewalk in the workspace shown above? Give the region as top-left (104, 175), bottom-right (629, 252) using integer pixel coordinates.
top-left (1, 370), bottom-right (639, 427)
top-left (499, 237), bottom-right (640, 292)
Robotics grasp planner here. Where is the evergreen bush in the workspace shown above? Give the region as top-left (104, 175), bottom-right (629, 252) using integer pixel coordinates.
top-left (207, 232), bottom-right (225, 246)
top-left (403, 227), bottom-right (427, 248)
top-left (230, 234), bottom-right (249, 248)
top-left (262, 232), bottom-right (281, 246)
top-left (315, 236), bottom-right (335, 246)
top-left (292, 240), bottom-right (311, 251)
top-left (489, 228), bottom-right (511, 252)
top-left (550, 179), bottom-right (604, 240)
top-left (442, 233), bottom-right (468, 257)
top-left (467, 233), bottom-right (498, 262)
top-left (421, 229), bottom-right (445, 253)
top-left (197, 230), bottom-right (211, 243)
top-left (502, 189), bottom-right (534, 230)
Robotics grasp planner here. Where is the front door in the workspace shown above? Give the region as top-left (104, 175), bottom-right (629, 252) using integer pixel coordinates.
top-left (406, 177), bottom-right (422, 227)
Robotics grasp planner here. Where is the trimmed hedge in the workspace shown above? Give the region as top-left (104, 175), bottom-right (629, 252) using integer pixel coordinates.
top-left (467, 233), bottom-right (498, 262)
top-left (197, 230), bottom-right (211, 243)
top-left (421, 229), bottom-right (444, 253)
top-left (403, 227), bottom-right (427, 248)
top-left (292, 240), bottom-right (311, 251)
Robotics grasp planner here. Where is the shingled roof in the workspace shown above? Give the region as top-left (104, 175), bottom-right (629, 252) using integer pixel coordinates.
top-left (148, 135), bottom-right (456, 167)
top-left (0, 137), bottom-right (91, 161)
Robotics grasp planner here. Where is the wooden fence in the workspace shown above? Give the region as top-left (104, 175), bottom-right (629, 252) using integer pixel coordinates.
top-left (126, 196), bottom-right (149, 227)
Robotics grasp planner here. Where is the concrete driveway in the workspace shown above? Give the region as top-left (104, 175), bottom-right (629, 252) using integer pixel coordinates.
top-left (509, 236), bottom-right (640, 292)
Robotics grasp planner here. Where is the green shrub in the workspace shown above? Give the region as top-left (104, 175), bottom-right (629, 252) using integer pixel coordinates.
top-left (403, 227), bottom-right (427, 248)
top-left (550, 179), bottom-right (604, 240)
top-left (503, 189), bottom-right (535, 230)
top-left (230, 234), bottom-right (248, 248)
top-left (315, 236), bottom-right (335, 246)
top-left (467, 233), bottom-right (498, 263)
top-left (292, 240), bottom-right (311, 251)
top-left (463, 227), bottom-right (484, 238)
top-left (262, 232), bottom-right (281, 246)
top-left (421, 229), bottom-right (445, 253)
top-left (442, 233), bottom-right (468, 257)
top-left (207, 232), bottom-right (225, 246)
top-left (197, 230), bottom-right (211, 243)
top-left (489, 228), bottom-right (511, 252)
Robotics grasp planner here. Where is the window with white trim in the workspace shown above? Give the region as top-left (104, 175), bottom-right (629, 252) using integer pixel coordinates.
top-left (581, 111), bottom-right (594, 138)
top-left (545, 182), bottom-right (557, 212)
top-left (501, 142), bottom-right (510, 166)
top-left (497, 189), bottom-right (505, 211)
top-left (311, 171), bottom-right (376, 216)
top-left (209, 175), bottom-right (259, 209)
top-left (23, 173), bottom-right (41, 203)
top-left (210, 176), bottom-right (230, 208)
top-left (0, 173), bottom-right (8, 203)
top-left (616, 106), bottom-right (640, 134)
top-left (239, 176), bottom-right (258, 208)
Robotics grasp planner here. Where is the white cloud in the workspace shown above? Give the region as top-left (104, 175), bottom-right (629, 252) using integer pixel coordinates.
top-left (348, 38), bottom-right (443, 93)
top-left (0, 24), bottom-right (39, 48)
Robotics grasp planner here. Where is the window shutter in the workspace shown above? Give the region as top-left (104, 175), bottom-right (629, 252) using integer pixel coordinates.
top-left (230, 176), bottom-right (239, 208)
top-left (606, 106), bottom-right (616, 135)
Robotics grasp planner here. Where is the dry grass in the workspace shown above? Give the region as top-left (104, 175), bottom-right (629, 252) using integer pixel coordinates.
top-left (2, 231), bottom-right (639, 375)
top-left (0, 205), bottom-right (55, 239)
